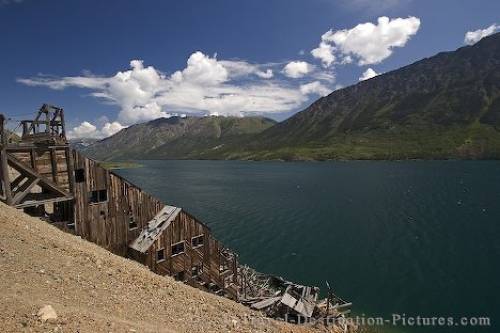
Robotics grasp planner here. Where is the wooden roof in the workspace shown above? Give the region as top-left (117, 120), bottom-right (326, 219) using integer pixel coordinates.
top-left (129, 205), bottom-right (182, 253)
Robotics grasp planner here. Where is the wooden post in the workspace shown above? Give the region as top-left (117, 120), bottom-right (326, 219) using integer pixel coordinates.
top-left (49, 148), bottom-right (58, 183)
top-left (59, 109), bottom-right (66, 140)
top-left (0, 115), bottom-right (13, 205)
top-left (325, 281), bottom-right (331, 326)
top-left (0, 134), bottom-right (12, 205)
top-left (30, 148), bottom-right (37, 171)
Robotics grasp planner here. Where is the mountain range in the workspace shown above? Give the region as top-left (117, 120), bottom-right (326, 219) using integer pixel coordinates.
top-left (84, 116), bottom-right (276, 160)
top-left (84, 32), bottom-right (500, 161)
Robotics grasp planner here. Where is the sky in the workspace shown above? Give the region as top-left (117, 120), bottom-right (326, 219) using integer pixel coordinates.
top-left (0, 0), bottom-right (499, 138)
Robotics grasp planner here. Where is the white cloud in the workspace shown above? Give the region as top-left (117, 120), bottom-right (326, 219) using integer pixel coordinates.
top-left (464, 24), bottom-right (499, 45)
top-left (311, 41), bottom-right (336, 67)
top-left (256, 69), bottom-right (274, 79)
top-left (300, 81), bottom-right (331, 97)
top-left (173, 52), bottom-right (228, 85)
top-left (359, 68), bottom-right (379, 81)
top-left (218, 59), bottom-right (274, 79)
top-left (20, 52), bottom-right (329, 126)
top-left (68, 121), bottom-right (98, 139)
top-left (282, 61), bottom-right (313, 78)
top-left (312, 16), bottom-right (420, 66)
top-left (101, 121), bottom-right (125, 137)
top-left (68, 120), bottom-right (125, 139)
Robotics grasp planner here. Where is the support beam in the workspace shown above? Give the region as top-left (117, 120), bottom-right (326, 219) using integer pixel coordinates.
top-left (50, 148), bottom-right (58, 183)
top-left (12, 178), bottom-right (40, 205)
top-left (7, 153), bottom-right (71, 199)
top-left (10, 173), bottom-right (27, 192)
top-left (14, 196), bottom-right (73, 209)
top-left (30, 148), bottom-right (37, 171)
top-left (65, 147), bottom-right (75, 195)
top-left (0, 148), bottom-right (13, 205)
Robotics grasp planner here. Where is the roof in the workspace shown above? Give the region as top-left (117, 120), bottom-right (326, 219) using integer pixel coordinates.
top-left (129, 205), bottom-right (182, 253)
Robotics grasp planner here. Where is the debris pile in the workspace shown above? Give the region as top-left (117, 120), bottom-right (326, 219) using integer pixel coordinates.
top-left (238, 266), bottom-right (351, 325)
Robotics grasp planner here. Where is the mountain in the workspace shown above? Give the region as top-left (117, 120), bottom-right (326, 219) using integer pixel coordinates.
top-left (221, 32), bottom-right (500, 160)
top-left (69, 137), bottom-right (99, 151)
top-left (85, 33), bottom-right (500, 161)
top-left (84, 116), bottom-right (276, 160)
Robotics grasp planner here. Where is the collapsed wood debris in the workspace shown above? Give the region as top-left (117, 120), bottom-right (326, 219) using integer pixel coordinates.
top-left (239, 266), bottom-right (351, 325)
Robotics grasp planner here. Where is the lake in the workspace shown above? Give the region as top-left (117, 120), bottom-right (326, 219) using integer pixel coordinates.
top-left (116, 160), bottom-right (500, 332)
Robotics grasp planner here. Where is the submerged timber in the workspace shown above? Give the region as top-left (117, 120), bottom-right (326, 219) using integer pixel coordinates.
top-left (0, 105), bottom-right (350, 326)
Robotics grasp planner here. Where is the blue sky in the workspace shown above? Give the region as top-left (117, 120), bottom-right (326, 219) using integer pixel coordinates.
top-left (0, 0), bottom-right (499, 138)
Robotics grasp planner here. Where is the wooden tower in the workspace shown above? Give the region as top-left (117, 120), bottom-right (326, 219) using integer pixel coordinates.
top-left (0, 104), bottom-right (75, 228)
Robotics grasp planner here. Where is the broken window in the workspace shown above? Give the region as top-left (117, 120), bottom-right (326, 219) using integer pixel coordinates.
top-left (191, 235), bottom-right (204, 248)
top-left (89, 189), bottom-right (107, 204)
top-left (191, 264), bottom-right (203, 277)
top-left (128, 214), bottom-right (137, 230)
top-left (171, 241), bottom-right (185, 256)
top-left (174, 271), bottom-right (185, 281)
top-left (156, 248), bottom-right (165, 262)
top-left (74, 168), bottom-right (85, 183)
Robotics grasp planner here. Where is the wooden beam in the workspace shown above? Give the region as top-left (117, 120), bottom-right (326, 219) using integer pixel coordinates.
top-left (30, 148), bottom-right (37, 172)
top-left (0, 148), bottom-right (12, 205)
top-left (14, 194), bottom-right (73, 209)
top-left (65, 147), bottom-right (75, 194)
top-left (11, 178), bottom-right (40, 205)
top-left (7, 153), bottom-right (70, 198)
top-left (49, 148), bottom-right (58, 183)
top-left (10, 174), bottom-right (27, 192)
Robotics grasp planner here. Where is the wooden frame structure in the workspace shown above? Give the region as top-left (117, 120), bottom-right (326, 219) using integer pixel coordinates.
top-left (0, 107), bottom-right (74, 223)
top-left (0, 105), bottom-right (242, 299)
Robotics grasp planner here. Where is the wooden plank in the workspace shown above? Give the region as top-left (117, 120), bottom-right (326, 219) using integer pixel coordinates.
top-left (12, 178), bottom-right (40, 205)
top-left (50, 148), bottom-right (58, 183)
top-left (30, 148), bottom-right (37, 171)
top-left (9, 174), bottom-right (26, 192)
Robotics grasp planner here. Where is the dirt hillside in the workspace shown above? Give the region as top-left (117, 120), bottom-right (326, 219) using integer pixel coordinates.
top-left (0, 202), bottom-right (336, 333)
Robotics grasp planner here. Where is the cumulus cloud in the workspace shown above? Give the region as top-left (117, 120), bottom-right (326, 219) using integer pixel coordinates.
top-left (464, 24), bottom-right (499, 45)
top-left (68, 120), bottom-right (125, 139)
top-left (359, 68), bottom-right (379, 81)
top-left (312, 16), bottom-right (420, 66)
top-left (101, 121), bottom-right (125, 137)
top-left (282, 61), bottom-right (313, 78)
top-left (311, 41), bottom-right (336, 67)
top-left (19, 52), bottom-right (335, 135)
top-left (299, 81), bottom-right (331, 97)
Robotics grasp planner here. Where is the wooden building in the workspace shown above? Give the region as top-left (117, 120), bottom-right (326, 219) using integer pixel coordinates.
top-left (128, 206), bottom-right (239, 299)
top-left (0, 105), bottom-right (240, 299)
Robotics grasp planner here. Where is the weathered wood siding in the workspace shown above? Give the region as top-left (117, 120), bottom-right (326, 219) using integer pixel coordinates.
top-left (139, 210), bottom-right (239, 299)
top-left (73, 150), bottom-right (164, 256)
top-left (9, 146), bottom-right (72, 192)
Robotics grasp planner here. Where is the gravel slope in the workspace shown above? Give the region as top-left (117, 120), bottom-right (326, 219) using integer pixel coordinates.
top-left (0, 202), bottom-right (336, 333)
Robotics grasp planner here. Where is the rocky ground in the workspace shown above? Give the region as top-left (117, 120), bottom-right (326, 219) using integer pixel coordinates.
top-left (0, 202), bottom-right (343, 333)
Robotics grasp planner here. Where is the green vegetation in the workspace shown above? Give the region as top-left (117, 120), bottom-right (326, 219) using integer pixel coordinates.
top-left (84, 116), bottom-right (276, 161)
top-left (99, 161), bottom-right (143, 170)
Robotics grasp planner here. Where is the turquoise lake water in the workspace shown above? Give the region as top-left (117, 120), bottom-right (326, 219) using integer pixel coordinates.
top-left (116, 160), bottom-right (500, 332)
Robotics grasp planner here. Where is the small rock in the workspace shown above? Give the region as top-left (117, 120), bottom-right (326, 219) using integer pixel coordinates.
top-left (231, 319), bottom-right (238, 328)
top-left (37, 305), bottom-right (57, 322)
